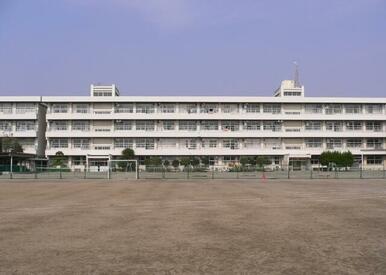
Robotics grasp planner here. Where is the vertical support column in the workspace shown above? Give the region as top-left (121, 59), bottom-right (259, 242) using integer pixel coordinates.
top-left (10, 154), bottom-right (13, 179)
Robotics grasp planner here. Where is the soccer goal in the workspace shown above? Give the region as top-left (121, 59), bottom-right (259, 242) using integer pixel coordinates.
top-left (107, 159), bottom-right (138, 180)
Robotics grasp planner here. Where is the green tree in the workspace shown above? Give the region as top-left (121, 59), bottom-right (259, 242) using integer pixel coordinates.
top-left (200, 156), bottom-right (210, 167)
top-left (163, 160), bottom-right (170, 167)
top-left (144, 158), bottom-right (152, 166)
top-left (121, 148), bottom-right (135, 160)
top-left (341, 151), bottom-right (354, 168)
top-left (320, 151), bottom-right (354, 170)
top-left (239, 156), bottom-right (249, 167)
top-left (118, 148), bottom-right (136, 170)
top-left (320, 151), bottom-right (333, 166)
top-left (190, 157), bottom-right (200, 167)
top-left (172, 159), bottom-right (180, 168)
top-left (151, 157), bottom-right (162, 166)
top-left (256, 156), bottom-right (271, 169)
top-left (51, 151), bottom-right (65, 167)
top-left (144, 157), bottom-right (162, 166)
top-left (248, 157), bottom-right (257, 166)
top-left (1, 137), bottom-right (23, 153)
top-left (180, 157), bottom-right (191, 167)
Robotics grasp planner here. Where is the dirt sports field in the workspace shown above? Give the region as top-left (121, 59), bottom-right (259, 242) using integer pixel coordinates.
top-left (0, 179), bottom-right (386, 274)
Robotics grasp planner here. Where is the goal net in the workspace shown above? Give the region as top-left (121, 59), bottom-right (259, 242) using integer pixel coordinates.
top-left (107, 159), bottom-right (138, 180)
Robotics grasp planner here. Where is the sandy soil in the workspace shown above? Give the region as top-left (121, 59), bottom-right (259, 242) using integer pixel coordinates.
top-left (0, 179), bottom-right (386, 274)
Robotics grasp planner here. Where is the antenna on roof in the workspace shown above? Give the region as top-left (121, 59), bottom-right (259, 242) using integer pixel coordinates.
top-left (293, 61), bottom-right (300, 88)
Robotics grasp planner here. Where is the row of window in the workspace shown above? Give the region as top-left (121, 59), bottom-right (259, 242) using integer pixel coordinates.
top-left (50, 138), bottom-right (266, 150)
top-left (48, 120), bottom-right (385, 132)
top-left (49, 103), bottom-right (385, 115)
top-left (0, 121), bottom-right (36, 131)
top-left (49, 138), bottom-right (385, 150)
top-left (0, 103), bottom-right (36, 114)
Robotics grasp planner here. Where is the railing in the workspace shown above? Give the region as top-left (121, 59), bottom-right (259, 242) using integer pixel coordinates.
top-left (2, 166), bottom-right (386, 181)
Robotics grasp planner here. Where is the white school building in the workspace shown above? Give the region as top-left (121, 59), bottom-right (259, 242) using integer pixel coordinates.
top-left (1, 80), bottom-right (386, 171)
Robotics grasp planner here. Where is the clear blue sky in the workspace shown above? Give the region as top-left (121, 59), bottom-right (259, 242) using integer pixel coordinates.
top-left (0, 0), bottom-right (385, 97)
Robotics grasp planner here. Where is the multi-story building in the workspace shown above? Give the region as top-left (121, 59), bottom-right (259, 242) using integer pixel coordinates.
top-left (39, 81), bottom-right (386, 171)
top-left (1, 80), bottom-right (385, 171)
top-left (0, 97), bottom-right (47, 156)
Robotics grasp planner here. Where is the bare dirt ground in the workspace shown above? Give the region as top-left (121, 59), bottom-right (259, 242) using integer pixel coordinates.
top-left (0, 179), bottom-right (386, 275)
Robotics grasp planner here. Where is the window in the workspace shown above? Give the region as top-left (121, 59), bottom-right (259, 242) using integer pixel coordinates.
top-left (52, 104), bottom-right (68, 113)
top-left (326, 139), bottom-right (342, 149)
top-left (159, 139), bottom-right (177, 149)
top-left (114, 103), bottom-right (133, 113)
top-left (222, 104), bottom-right (238, 113)
top-left (354, 155), bottom-right (362, 165)
top-left (263, 121), bottom-right (282, 132)
top-left (305, 104), bottom-right (322, 114)
top-left (16, 103), bottom-right (35, 114)
top-left (223, 156), bottom-right (238, 165)
top-left (18, 139), bottom-right (35, 149)
top-left (366, 139), bottom-right (383, 149)
top-left (305, 121), bottom-right (321, 131)
top-left (326, 121), bottom-right (343, 132)
top-left (51, 121), bottom-right (67, 131)
top-left (114, 138), bottom-right (134, 149)
top-left (202, 139), bottom-right (217, 148)
top-left (0, 121), bottom-right (12, 131)
top-left (346, 121), bottom-right (362, 131)
top-left (93, 92), bottom-right (112, 97)
top-left (244, 139), bottom-right (260, 149)
top-left (245, 104), bottom-right (260, 113)
top-left (274, 156), bottom-right (281, 165)
top-left (94, 145), bottom-right (111, 150)
top-left (73, 156), bottom-right (86, 166)
top-left (74, 104), bottom-right (89, 114)
top-left (162, 121), bottom-right (175, 130)
top-left (263, 104), bottom-right (281, 114)
top-left (179, 121), bottom-right (197, 131)
top-left (366, 104), bottom-right (383, 114)
top-left (221, 121), bottom-right (239, 131)
top-left (136, 121), bottom-right (155, 131)
top-left (72, 121), bottom-right (90, 131)
top-left (185, 139), bottom-right (197, 150)
top-left (367, 155), bottom-right (383, 165)
top-left (200, 104), bottom-right (218, 113)
top-left (115, 120), bottom-right (132, 131)
top-left (0, 103), bottom-right (12, 114)
top-left (325, 104), bottom-right (342, 115)
top-left (366, 121), bottom-right (382, 132)
top-left (264, 139), bottom-right (281, 150)
top-left (311, 156), bottom-right (320, 165)
top-left (136, 104), bottom-right (154, 114)
top-left (179, 104), bottom-right (197, 114)
top-left (72, 139), bottom-right (90, 149)
top-left (243, 121), bottom-right (260, 131)
top-left (347, 139), bottom-right (362, 148)
top-left (283, 91), bottom-right (301, 96)
top-left (16, 121), bottom-right (35, 131)
top-left (345, 104), bottom-right (362, 114)
top-left (223, 139), bottom-right (239, 150)
top-left (305, 138), bottom-right (322, 148)
top-left (50, 139), bottom-right (68, 148)
top-left (136, 139), bottom-right (154, 150)
top-left (201, 121), bottom-right (218, 131)
top-left (159, 104), bottom-right (175, 113)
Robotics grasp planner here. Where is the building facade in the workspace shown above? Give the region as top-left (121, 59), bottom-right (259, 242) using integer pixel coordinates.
top-left (1, 81), bottom-right (386, 171)
top-left (0, 97), bottom-right (47, 157)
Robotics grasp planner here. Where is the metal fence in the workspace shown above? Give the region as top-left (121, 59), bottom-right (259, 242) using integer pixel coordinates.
top-left (1, 166), bottom-right (385, 180)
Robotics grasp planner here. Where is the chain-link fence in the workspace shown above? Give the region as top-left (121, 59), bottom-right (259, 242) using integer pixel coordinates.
top-left (0, 166), bottom-right (385, 180)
